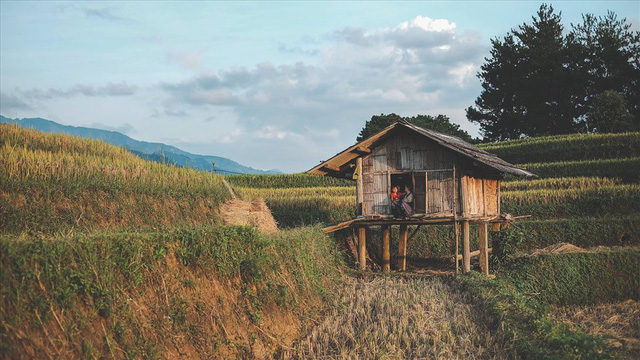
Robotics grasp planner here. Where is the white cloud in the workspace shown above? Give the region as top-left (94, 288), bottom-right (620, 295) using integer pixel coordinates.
top-left (156, 15), bottom-right (487, 171)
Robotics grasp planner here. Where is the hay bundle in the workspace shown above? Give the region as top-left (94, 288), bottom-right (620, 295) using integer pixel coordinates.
top-left (220, 198), bottom-right (279, 233)
top-left (530, 242), bottom-right (586, 255)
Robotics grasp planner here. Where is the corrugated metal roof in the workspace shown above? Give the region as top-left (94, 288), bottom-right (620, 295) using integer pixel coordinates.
top-left (307, 121), bottom-right (536, 177)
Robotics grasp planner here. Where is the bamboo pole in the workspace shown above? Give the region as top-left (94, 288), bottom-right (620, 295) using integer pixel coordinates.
top-left (462, 221), bottom-right (470, 273)
top-left (382, 225), bottom-right (390, 272)
top-left (479, 222), bottom-right (489, 276)
top-left (398, 225), bottom-right (408, 271)
top-left (358, 226), bottom-right (367, 270)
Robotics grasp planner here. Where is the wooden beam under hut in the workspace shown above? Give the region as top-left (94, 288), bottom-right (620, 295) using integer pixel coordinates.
top-left (397, 225), bottom-right (408, 271)
top-left (455, 248), bottom-right (492, 261)
top-left (358, 226), bottom-right (367, 270)
top-left (382, 225), bottom-right (390, 272)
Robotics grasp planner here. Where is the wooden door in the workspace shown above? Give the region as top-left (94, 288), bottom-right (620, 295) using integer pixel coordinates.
top-left (413, 172), bottom-right (427, 214)
top-left (371, 172), bottom-right (389, 215)
top-left (427, 170), bottom-right (454, 216)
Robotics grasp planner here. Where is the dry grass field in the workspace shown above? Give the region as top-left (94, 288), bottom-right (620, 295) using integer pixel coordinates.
top-left (552, 300), bottom-right (640, 359)
top-left (291, 276), bottom-right (515, 359)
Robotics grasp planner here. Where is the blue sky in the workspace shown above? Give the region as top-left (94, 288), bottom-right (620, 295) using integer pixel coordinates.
top-left (1, 1), bottom-right (638, 172)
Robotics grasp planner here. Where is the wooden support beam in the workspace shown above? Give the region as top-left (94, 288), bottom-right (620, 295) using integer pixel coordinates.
top-left (351, 146), bottom-right (371, 155)
top-left (456, 248), bottom-right (492, 261)
top-left (321, 164), bottom-right (341, 172)
top-left (454, 221), bottom-right (460, 274)
top-left (382, 225), bottom-right (390, 272)
top-left (398, 225), bottom-right (408, 271)
top-left (358, 226), bottom-right (367, 270)
top-left (462, 221), bottom-right (470, 273)
top-left (407, 225), bottom-right (422, 242)
top-left (479, 222), bottom-right (489, 276)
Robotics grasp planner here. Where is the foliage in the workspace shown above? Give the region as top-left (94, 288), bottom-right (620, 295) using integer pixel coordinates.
top-left (467, 4), bottom-right (577, 140)
top-left (586, 90), bottom-right (637, 133)
top-left (479, 131), bottom-right (640, 164)
top-left (569, 11), bottom-right (640, 127)
top-left (500, 248), bottom-right (640, 305)
top-left (490, 228), bottom-right (527, 266)
top-left (467, 5), bottom-right (640, 140)
top-left (356, 113), bottom-right (475, 142)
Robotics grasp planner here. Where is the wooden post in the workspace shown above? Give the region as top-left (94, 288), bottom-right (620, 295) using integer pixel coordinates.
top-left (398, 225), bottom-right (408, 271)
top-left (358, 226), bottom-right (367, 270)
top-left (382, 225), bottom-right (390, 272)
top-left (479, 222), bottom-right (489, 276)
top-left (462, 221), bottom-right (470, 273)
top-left (454, 221), bottom-right (460, 274)
top-left (356, 157), bottom-right (364, 216)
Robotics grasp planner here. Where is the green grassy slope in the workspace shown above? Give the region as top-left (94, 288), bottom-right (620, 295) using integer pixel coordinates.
top-left (0, 125), bottom-right (344, 358)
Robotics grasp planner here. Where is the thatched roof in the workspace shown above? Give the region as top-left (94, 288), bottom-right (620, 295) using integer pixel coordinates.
top-left (307, 121), bottom-right (536, 178)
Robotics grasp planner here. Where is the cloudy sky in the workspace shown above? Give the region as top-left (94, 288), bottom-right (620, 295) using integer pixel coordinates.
top-left (1, 1), bottom-right (638, 173)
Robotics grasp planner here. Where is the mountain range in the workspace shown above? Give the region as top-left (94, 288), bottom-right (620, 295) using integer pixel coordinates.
top-left (0, 115), bottom-right (281, 174)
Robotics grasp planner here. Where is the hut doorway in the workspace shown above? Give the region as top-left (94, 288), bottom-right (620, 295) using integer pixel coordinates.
top-left (390, 173), bottom-right (426, 214)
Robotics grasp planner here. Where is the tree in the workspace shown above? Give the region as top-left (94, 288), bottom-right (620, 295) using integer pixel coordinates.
top-left (467, 4), bottom-right (577, 141)
top-left (569, 11), bottom-right (640, 130)
top-left (357, 113), bottom-right (475, 143)
top-left (587, 90), bottom-right (636, 133)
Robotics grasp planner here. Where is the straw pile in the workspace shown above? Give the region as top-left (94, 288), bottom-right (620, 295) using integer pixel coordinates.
top-left (219, 198), bottom-right (279, 233)
top-left (530, 242), bottom-right (586, 255)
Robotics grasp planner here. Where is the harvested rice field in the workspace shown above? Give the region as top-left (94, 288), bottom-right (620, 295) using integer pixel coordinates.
top-left (290, 276), bottom-right (514, 359)
top-left (552, 300), bottom-right (640, 358)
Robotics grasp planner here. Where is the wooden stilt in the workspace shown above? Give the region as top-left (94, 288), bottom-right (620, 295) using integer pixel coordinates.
top-left (479, 222), bottom-right (489, 276)
top-left (382, 225), bottom-right (390, 272)
top-left (398, 225), bottom-right (408, 271)
top-left (358, 226), bottom-right (367, 270)
top-left (462, 221), bottom-right (470, 273)
top-left (454, 221), bottom-right (460, 274)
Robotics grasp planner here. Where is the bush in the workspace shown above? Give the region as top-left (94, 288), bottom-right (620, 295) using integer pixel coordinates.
top-left (500, 248), bottom-right (640, 305)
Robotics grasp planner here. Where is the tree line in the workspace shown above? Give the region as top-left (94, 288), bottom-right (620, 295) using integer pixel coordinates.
top-left (467, 4), bottom-right (639, 140)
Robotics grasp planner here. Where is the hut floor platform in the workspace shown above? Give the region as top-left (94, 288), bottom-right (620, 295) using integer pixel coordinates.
top-left (324, 213), bottom-right (523, 233)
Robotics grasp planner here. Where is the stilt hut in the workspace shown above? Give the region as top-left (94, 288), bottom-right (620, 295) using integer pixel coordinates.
top-left (307, 121), bottom-right (535, 275)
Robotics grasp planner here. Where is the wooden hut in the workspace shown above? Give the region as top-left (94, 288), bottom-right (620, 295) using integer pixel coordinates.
top-left (307, 121), bottom-right (535, 275)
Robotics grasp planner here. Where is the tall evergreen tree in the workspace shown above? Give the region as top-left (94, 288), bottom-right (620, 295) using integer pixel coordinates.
top-left (467, 4), bottom-right (577, 140)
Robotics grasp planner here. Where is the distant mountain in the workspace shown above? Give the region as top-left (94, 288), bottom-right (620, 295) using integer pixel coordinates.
top-left (0, 116), bottom-right (281, 174)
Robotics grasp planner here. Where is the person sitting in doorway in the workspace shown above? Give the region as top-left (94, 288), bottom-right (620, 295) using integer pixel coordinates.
top-left (400, 186), bottom-right (414, 218)
top-left (390, 186), bottom-right (404, 218)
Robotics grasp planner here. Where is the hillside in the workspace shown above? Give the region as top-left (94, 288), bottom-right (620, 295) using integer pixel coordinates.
top-left (1, 124), bottom-right (234, 234)
top-left (0, 125), bottom-right (342, 358)
top-left (0, 115), bottom-right (281, 174)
